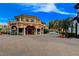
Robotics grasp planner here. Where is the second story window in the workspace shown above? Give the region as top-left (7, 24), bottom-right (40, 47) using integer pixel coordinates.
top-left (21, 18), bottom-right (23, 21)
top-left (17, 18), bottom-right (19, 21)
top-left (26, 19), bottom-right (29, 22)
top-left (31, 18), bottom-right (34, 22)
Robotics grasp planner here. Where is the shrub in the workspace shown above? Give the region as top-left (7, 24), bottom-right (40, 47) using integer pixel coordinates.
top-left (44, 29), bottom-right (49, 34)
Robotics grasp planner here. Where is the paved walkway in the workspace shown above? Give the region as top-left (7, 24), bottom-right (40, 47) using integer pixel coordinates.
top-left (0, 33), bottom-right (79, 56)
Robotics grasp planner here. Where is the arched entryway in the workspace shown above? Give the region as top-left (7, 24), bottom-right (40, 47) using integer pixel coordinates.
top-left (11, 26), bottom-right (17, 31)
top-left (11, 26), bottom-right (17, 34)
top-left (25, 26), bottom-right (35, 35)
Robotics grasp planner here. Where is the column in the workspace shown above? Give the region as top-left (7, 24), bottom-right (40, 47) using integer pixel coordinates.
top-left (24, 26), bottom-right (26, 35)
top-left (40, 27), bottom-right (41, 35)
top-left (68, 27), bottom-right (71, 33)
top-left (10, 27), bottom-right (12, 35)
top-left (77, 23), bottom-right (79, 38)
top-left (72, 24), bottom-right (76, 37)
top-left (35, 28), bottom-right (37, 35)
top-left (71, 24), bottom-right (73, 33)
top-left (19, 18), bottom-right (21, 22)
top-left (17, 27), bottom-right (19, 35)
top-left (73, 24), bottom-right (76, 34)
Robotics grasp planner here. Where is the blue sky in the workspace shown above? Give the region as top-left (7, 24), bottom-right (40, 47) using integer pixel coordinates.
top-left (0, 3), bottom-right (77, 25)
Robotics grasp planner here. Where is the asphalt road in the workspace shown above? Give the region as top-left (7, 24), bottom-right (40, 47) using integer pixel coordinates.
top-left (0, 33), bottom-right (79, 56)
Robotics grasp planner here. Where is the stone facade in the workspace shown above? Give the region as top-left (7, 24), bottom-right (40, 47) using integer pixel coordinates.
top-left (8, 14), bottom-right (48, 35)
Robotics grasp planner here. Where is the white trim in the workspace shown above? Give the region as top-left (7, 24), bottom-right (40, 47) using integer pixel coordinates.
top-left (68, 27), bottom-right (71, 33)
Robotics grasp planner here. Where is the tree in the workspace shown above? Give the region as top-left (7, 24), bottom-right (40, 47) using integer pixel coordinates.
top-left (48, 17), bottom-right (73, 33)
top-left (49, 20), bottom-right (54, 29)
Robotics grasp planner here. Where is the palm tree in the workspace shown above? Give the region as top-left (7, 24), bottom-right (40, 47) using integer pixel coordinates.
top-left (49, 20), bottom-right (54, 29)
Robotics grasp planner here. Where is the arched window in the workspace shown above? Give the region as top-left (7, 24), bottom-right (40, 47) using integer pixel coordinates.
top-left (17, 18), bottom-right (19, 21)
top-left (21, 17), bottom-right (23, 21)
top-left (26, 19), bottom-right (29, 22)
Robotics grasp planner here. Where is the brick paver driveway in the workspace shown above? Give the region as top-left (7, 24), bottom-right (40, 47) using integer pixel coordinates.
top-left (0, 32), bottom-right (79, 56)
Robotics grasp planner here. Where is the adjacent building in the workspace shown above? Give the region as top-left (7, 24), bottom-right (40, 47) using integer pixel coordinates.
top-left (67, 3), bottom-right (79, 38)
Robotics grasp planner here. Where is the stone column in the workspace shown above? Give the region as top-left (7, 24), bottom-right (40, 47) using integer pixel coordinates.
top-left (40, 27), bottom-right (41, 35)
top-left (35, 28), bottom-right (37, 35)
top-left (17, 26), bottom-right (19, 35)
top-left (19, 18), bottom-right (21, 22)
top-left (24, 26), bottom-right (26, 35)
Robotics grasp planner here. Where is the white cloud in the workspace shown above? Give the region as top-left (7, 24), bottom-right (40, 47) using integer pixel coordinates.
top-left (0, 18), bottom-right (8, 25)
top-left (0, 23), bottom-right (8, 25)
top-left (21, 3), bottom-right (76, 15)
